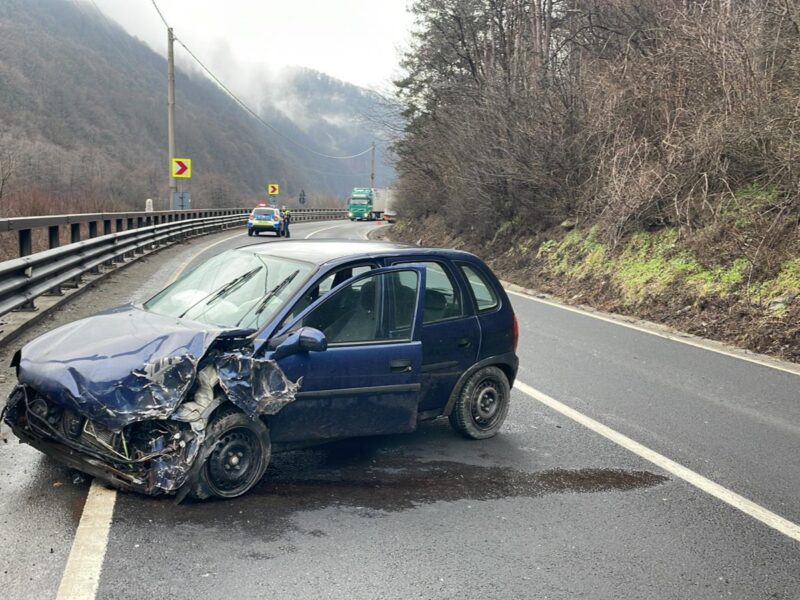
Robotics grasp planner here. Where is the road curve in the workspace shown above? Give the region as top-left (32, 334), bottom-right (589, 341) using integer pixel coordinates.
top-left (0, 220), bottom-right (797, 600)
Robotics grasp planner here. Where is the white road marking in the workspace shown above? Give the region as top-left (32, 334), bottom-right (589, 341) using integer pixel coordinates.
top-left (305, 222), bottom-right (351, 238)
top-left (55, 232), bottom-right (246, 599)
top-left (505, 287), bottom-right (800, 378)
top-left (165, 230), bottom-right (245, 285)
top-left (56, 481), bottom-right (117, 600)
top-left (514, 380), bottom-right (800, 543)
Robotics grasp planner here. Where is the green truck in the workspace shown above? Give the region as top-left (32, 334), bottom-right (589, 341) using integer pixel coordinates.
top-left (348, 187), bottom-right (390, 221)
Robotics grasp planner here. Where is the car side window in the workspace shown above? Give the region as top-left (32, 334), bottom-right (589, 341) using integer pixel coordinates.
top-left (459, 263), bottom-right (499, 313)
top-left (280, 264), bottom-right (374, 328)
top-left (393, 261), bottom-right (464, 324)
top-left (301, 270), bottom-right (420, 345)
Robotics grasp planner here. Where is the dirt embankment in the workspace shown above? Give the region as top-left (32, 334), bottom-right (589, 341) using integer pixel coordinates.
top-left (386, 216), bottom-right (800, 364)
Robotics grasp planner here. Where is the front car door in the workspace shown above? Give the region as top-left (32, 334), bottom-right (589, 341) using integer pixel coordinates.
top-left (264, 265), bottom-right (427, 443)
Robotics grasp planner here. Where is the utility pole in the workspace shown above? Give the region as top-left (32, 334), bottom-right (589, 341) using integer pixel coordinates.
top-left (370, 141), bottom-right (376, 189)
top-left (167, 27), bottom-right (177, 204)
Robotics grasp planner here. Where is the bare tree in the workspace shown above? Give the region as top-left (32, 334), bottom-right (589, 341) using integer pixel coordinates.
top-left (0, 146), bottom-right (16, 209)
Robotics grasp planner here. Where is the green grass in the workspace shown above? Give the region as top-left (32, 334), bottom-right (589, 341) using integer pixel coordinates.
top-left (536, 227), bottom-right (795, 307)
top-left (751, 258), bottom-right (800, 302)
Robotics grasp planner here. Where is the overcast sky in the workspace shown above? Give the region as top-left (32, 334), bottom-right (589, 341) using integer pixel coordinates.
top-left (89, 0), bottom-right (415, 90)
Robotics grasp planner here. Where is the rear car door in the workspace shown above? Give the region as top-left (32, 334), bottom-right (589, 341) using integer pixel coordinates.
top-left (390, 259), bottom-right (480, 413)
top-left (265, 265), bottom-right (427, 443)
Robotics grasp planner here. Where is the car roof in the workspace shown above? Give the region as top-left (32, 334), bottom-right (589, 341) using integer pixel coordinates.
top-left (234, 239), bottom-right (480, 267)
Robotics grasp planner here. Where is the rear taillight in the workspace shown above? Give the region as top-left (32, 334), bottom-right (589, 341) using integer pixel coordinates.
top-left (512, 314), bottom-right (519, 352)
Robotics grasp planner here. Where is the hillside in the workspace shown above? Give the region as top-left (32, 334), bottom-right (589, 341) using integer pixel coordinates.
top-left (389, 0), bottom-right (800, 362)
top-left (0, 0), bottom-right (392, 215)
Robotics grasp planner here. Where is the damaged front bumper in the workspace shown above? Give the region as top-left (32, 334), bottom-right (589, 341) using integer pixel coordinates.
top-left (3, 353), bottom-right (301, 498)
top-left (3, 385), bottom-right (201, 496)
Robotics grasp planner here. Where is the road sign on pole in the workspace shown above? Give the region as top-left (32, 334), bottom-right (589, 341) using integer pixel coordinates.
top-left (172, 158), bottom-right (192, 178)
top-left (299, 189), bottom-right (306, 204)
top-left (267, 183), bottom-right (280, 195)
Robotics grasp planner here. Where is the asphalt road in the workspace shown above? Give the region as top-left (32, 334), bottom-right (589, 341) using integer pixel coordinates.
top-left (0, 219), bottom-right (798, 599)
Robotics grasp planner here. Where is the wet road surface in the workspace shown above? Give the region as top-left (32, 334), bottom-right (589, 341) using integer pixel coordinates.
top-left (1, 220), bottom-right (798, 599)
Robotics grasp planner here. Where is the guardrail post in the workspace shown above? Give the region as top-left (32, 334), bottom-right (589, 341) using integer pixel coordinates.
top-left (70, 223), bottom-right (81, 244)
top-left (127, 217), bottom-right (134, 229)
top-left (116, 218), bottom-right (123, 231)
top-left (137, 217), bottom-right (144, 228)
top-left (87, 222), bottom-right (101, 273)
top-left (63, 274), bottom-right (81, 289)
top-left (18, 229), bottom-right (32, 257)
top-left (104, 220), bottom-right (112, 235)
top-left (48, 226), bottom-right (59, 249)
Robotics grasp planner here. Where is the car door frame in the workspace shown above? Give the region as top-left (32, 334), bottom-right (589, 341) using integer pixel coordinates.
top-left (387, 257), bottom-right (481, 415)
top-left (257, 264), bottom-right (429, 443)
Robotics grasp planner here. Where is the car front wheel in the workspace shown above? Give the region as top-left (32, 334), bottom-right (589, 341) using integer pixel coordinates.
top-left (190, 406), bottom-right (271, 500)
top-left (449, 366), bottom-right (510, 439)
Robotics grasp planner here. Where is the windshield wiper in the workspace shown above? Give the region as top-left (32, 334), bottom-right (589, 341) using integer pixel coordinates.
top-left (236, 270), bottom-right (300, 327)
top-left (178, 266), bottom-right (263, 319)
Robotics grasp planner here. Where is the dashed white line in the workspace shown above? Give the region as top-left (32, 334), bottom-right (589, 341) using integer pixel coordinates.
top-left (514, 380), bottom-right (800, 543)
top-left (56, 481), bottom-right (117, 600)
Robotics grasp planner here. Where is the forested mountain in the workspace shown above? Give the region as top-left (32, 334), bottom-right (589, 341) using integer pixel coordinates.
top-left (0, 0), bottom-right (392, 214)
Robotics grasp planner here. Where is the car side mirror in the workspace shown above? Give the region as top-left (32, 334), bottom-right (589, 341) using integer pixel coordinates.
top-left (273, 327), bottom-right (327, 360)
top-left (298, 327), bottom-right (327, 352)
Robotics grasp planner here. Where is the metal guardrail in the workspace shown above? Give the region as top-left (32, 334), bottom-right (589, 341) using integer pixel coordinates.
top-left (0, 207), bottom-right (348, 317)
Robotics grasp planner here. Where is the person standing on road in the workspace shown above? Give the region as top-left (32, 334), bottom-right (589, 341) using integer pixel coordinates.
top-left (281, 206), bottom-right (291, 238)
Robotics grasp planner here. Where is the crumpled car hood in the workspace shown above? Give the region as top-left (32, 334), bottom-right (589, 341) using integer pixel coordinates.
top-left (18, 305), bottom-right (223, 430)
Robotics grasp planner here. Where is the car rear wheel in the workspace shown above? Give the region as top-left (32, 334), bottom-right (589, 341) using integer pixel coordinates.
top-left (449, 366), bottom-right (510, 439)
top-left (190, 407), bottom-right (270, 500)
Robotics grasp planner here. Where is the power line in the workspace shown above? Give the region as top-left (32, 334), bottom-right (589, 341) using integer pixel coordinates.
top-left (149, 0), bottom-right (169, 28)
top-left (175, 39), bottom-right (374, 160)
top-left (150, 0), bottom-right (374, 161)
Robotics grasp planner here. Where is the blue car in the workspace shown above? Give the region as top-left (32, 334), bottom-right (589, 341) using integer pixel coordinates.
top-left (3, 241), bottom-right (519, 500)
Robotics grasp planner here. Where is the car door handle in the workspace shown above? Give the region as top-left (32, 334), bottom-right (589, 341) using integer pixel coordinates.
top-left (390, 359), bottom-right (413, 373)
top-left (457, 337), bottom-right (472, 348)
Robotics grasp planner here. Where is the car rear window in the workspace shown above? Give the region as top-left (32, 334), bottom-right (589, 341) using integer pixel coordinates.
top-left (253, 208), bottom-right (277, 217)
top-left (458, 263), bottom-right (499, 313)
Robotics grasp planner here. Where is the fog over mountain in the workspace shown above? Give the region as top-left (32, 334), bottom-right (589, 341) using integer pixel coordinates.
top-left (0, 0), bottom-right (395, 214)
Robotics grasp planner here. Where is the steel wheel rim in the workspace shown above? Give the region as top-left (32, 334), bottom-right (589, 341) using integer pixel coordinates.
top-left (206, 428), bottom-right (262, 496)
top-left (471, 379), bottom-right (503, 430)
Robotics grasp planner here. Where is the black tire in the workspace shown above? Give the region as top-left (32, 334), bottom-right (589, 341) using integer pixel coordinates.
top-left (190, 406), bottom-right (270, 500)
top-left (448, 366), bottom-right (510, 440)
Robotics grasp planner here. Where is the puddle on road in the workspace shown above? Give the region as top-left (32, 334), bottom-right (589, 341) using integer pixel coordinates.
top-left (134, 436), bottom-right (668, 525)
top-left (111, 434), bottom-right (669, 547)
top-left (252, 458), bottom-right (667, 513)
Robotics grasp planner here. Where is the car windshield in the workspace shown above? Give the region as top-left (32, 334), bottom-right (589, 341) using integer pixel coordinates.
top-left (350, 199), bottom-right (369, 205)
top-left (143, 249), bottom-right (313, 330)
top-left (253, 208), bottom-right (277, 218)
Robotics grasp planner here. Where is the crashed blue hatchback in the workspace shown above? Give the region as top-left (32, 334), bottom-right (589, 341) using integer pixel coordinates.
top-left (3, 241), bottom-right (519, 500)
